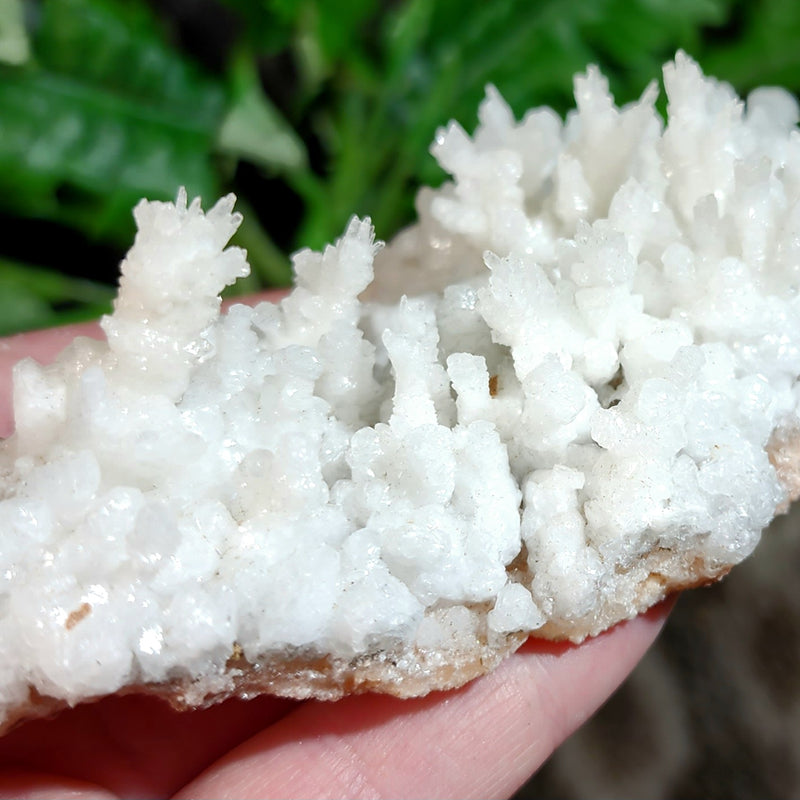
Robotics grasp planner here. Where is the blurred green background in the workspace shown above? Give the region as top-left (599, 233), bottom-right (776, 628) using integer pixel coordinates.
top-left (1, 0), bottom-right (799, 336)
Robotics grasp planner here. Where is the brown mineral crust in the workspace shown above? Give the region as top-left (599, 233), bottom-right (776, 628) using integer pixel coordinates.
top-left (168, 631), bottom-right (529, 710)
top-left (0, 629), bottom-right (527, 736)
top-left (768, 426), bottom-right (800, 512)
top-left (534, 551), bottom-right (734, 642)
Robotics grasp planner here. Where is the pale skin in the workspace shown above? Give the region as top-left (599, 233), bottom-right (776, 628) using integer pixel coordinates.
top-left (0, 299), bottom-right (672, 799)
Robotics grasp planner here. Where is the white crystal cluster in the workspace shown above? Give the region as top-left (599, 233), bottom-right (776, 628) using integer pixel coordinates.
top-left (2, 53), bottom-right (800, 722)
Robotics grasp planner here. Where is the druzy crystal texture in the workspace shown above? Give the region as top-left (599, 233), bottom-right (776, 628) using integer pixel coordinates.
top-left (2, 53), bottom-right (800, 729)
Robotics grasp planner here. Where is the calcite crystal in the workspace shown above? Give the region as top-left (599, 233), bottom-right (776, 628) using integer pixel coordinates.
top-left (2, 52), bottom-right (800, 730)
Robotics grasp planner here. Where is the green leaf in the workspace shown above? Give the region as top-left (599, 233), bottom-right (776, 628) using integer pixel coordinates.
top-left (217, 0), bottom-right (297, 53)
top-left (36, 0), bottom-right (225, 127)
top-left (382, 0), bottom-right (432, 80)
top-left (0, 68), bottom-right (220, 242)
top-left (308, 0), bottom-right (376, 63)
top-left (0, 0), bottom-right (227, 244)
top-left (217, 50), bottom-right (307, 172)
top-left (699, 0), bottom-right (800, 91)
top-left (0, 0), bottom-right (29, 65)
top-left (0, 257), bottom-right (114, 336)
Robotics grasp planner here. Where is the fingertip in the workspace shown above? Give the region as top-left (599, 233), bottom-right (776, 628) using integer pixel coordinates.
top-left (177, 604), bottom-right (670, 800)
top-left (0, 771), bottom-right (116, 800)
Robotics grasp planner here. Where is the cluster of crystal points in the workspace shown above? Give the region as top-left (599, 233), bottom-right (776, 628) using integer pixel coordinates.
top-left (2, 53), bottom-right (800, 722)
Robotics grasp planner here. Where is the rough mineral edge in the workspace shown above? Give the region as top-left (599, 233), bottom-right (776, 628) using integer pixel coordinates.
top-left (3, 51), bottom-right (800, 732)
top-left (6, 613), bottom-right (527, 734)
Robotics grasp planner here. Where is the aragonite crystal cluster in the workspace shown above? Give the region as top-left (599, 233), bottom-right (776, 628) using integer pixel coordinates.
top-left (2, 52), bottom-right (800, 730)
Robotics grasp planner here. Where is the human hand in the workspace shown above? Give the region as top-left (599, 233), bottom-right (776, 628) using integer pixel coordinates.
top-left (0, 308), bottom-right (671, 799)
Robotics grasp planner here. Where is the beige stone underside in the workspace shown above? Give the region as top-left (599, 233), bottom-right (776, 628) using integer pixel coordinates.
top-left (4, 426), bottom-right (799, 734)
